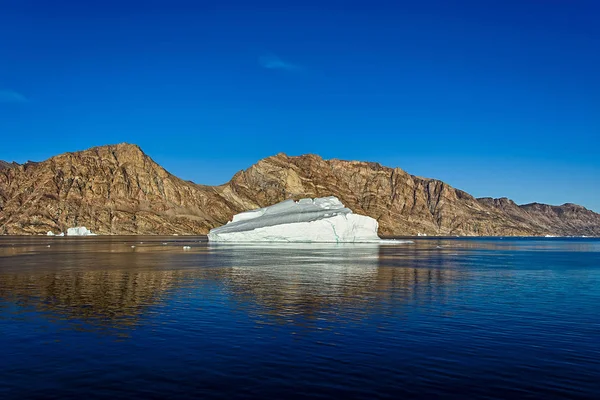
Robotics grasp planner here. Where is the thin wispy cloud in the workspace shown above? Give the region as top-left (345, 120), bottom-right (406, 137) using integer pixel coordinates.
top-left (0, 89), bottom-right (27, 104)
top-left (259, 54), bottom-right (302, 72)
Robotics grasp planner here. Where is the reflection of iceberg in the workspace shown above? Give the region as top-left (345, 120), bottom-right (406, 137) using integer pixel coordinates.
top-left (208, 196), bottom-right (382, 242)
top-left (201, 242), bottom-right (462, 323)
top-left (210, 243), bottom-right (382, 303)
top-left (66, 227), bottom-right (96, 236)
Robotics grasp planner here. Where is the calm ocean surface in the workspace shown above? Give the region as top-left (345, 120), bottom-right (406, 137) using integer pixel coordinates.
top-left (1, 236), bottom-right (599, 399)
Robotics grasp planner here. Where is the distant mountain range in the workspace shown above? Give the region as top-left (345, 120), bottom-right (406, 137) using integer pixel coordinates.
top-left (1, 143), bottom-right (598, 236)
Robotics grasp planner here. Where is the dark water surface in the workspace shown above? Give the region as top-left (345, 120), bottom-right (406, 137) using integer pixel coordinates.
top-left (1, 236), bottom-right (599, 399)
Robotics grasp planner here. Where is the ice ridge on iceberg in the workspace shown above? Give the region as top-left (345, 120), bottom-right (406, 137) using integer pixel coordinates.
top-left (208, 196), bottom-right (382, 243)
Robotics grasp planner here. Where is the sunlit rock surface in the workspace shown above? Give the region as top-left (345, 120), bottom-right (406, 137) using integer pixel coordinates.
top-left (208, 196), bottom-right (381, 242)
top-left (2, 144), bottom-right (600, 236)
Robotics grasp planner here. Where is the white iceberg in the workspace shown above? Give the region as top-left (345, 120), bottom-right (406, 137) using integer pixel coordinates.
top-left (208, 196), bottom-right (383, 243)
top-left (47, 231), bottom-right (55, 236)
top-left (66, 226), bottom-right (96, 236)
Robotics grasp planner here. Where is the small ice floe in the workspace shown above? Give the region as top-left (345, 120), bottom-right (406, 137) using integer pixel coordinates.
top-left (183, 246), bottom-right (191, 250)
top-left (66, 227), bottom-right (96, 236)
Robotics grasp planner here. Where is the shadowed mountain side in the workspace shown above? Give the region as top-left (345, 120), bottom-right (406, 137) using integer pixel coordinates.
top-left (478, 198), bottom-right (600, 237)
top-left (1, 144), bottom-right (599, 236)
top-left (0, 161), bottom-right (19, 171)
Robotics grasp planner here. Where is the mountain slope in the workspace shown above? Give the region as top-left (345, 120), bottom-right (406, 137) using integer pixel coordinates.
top-left (219, 153), bottom-right (600, 236)
top-left (1, 144), bottom-right (598, 236)
top-left (0, 144), bottom-right (237, 234)
top-left (0, 160), bottom-right (19, 170)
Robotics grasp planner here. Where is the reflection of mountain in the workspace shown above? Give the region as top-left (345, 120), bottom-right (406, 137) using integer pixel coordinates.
top-left (0, 237), bottom-right (207, 333)
top-left (0, 269), bottom-right (193, 332)
top-left (199, 244), bottom-right (464, 323)
top-left (0, 239), bottom-right (466, 333)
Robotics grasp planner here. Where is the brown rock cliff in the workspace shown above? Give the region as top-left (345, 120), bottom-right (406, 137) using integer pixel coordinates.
top-left (1, 144), bottom-right (598, 236)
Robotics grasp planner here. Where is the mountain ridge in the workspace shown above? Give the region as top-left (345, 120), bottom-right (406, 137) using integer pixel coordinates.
top-left (1, 143), bottom-right (598, 236)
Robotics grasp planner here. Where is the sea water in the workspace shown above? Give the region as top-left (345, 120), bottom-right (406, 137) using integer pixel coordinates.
top-left (1, 236), bottom-right (599, 399)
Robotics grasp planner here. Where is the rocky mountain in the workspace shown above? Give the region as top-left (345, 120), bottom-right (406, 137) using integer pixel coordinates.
top-left (0, 144), bottom-right (238, 235)
top-left (1, 143), bottom-right (598, 236)
top-left (0, 160), bottom-right (19, 171)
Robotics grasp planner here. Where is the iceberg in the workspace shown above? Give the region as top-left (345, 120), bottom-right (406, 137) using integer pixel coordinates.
top-left (47, 231), bottom-right (55, 236)
top-left (66, 226), bottom-right (96, 236)
top-left (208, 196), bottom-right (383, 243)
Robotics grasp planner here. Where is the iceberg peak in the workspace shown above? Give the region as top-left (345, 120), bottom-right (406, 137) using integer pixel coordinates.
top-left (208, 196), bottom-right (381, 243)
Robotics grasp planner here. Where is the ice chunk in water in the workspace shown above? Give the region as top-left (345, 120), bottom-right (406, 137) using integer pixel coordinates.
top-left (66, 227), bottom-right (96, 236)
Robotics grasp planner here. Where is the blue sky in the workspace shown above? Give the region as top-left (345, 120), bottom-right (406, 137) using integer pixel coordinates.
top-left (1, 0), bottom-right (599, 211)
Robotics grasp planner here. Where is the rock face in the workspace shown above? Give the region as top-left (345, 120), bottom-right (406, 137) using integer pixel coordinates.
top-left (1, 144), bottom-right (599, 236)
top-left (0, 160), bottom-right (19, 171)
top-left (0, 144), bottom-right (238, 235)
